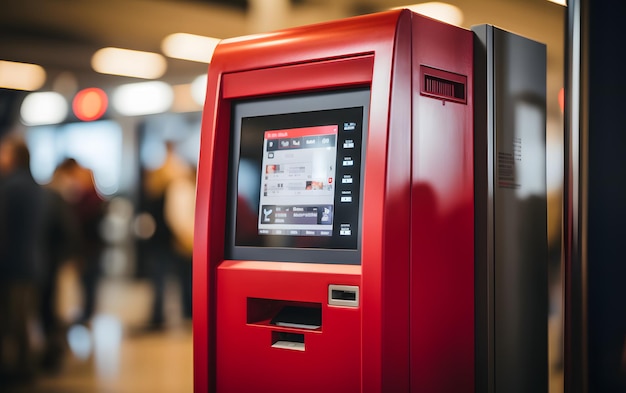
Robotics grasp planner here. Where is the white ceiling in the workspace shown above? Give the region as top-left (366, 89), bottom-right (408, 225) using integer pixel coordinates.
top-left (0, 0), bottom-right (565, 118)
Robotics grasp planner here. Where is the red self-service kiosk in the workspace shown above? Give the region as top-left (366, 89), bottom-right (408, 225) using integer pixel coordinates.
top-left (194, 9), bottom-right (474, 392)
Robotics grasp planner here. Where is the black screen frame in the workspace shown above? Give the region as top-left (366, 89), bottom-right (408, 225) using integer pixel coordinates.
top-left (225, 88), bottom-right (370, 264)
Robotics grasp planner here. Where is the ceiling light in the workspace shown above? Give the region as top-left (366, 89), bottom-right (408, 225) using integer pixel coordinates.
top-left (92, 47), bottom-right (167, 79)
top-left (396, 2), bottom-right (464, 26)
top-left (547, 0), bottom-right (566, 5)
top-left (20, 92), bottom-right (68, 126)
top-left (0, 60), bottom-right (46, 91)
top-left (162, 33), bottom-right (220, 63)
top-left (112, 81), bottom-right (173, 116)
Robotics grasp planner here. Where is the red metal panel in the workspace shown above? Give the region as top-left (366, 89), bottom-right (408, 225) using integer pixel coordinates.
top-left (360, 10), bottom-right (412, 393)
top-left (410, 14), bottom-right (475, 393)
top-left (222, 55), bottom-right (374, 99)
top-left (193, 63), bottom-right (229, 393)
top-left (194, 8), bottom-right (474, 393)
top-left (194, 10), bottom-right (407, 393)
top-left (216, 261), bottom-right (361, 393)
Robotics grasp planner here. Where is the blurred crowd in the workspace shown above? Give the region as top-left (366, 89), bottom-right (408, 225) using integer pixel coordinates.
top-left (0, 134), bottom-right (195, 387)
top-left (0, 134), bottom-right (101, 384)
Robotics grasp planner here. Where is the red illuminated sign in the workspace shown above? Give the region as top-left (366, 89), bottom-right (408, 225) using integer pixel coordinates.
top-left (73, 87), bottom-right (108, 121)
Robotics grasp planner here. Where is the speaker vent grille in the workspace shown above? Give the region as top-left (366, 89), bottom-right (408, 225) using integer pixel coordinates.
top-left (420, 66), bottom-right (467, 104)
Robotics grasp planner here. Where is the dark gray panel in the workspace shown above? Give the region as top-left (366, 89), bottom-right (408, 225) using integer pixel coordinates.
top-left (473, 23), bottom-right (495, 393)
top-left (473, 25), bottom-right (548, 393)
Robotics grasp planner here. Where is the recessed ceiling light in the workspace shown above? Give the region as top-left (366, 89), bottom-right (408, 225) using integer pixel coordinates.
top-left (92, 47), bottom-right (167, 79)
top-left (112, 81), bottom-right (173, 116)
top-left (20, 92), bottom-right (68, 125)
top-left (162, 33), bottom-right (220, 63)
top-left (0, 60), bottom-right (46, 91)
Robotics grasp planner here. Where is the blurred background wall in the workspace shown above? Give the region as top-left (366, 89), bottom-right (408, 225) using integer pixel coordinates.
top-left (0, 1), bottom-right (566, 392)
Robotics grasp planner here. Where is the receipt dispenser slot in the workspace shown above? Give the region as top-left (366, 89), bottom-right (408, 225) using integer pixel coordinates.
top-left (272, 332), bottom-right (305, 351)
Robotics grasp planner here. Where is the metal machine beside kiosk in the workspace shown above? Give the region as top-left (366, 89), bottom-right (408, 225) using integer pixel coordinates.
top-left (473, 25), bottom-right (548, 393)
top-left (193, 9), bottom-right (547, 393)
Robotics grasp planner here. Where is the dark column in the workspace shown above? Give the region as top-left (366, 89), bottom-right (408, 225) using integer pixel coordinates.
top-left (565, 1), bottom-right (626, 392)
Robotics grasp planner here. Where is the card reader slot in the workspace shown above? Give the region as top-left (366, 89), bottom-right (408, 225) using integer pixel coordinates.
top-left (332, 289), bottom-right (357, 301)
top-left (328, 284), bottom-right (359, 307)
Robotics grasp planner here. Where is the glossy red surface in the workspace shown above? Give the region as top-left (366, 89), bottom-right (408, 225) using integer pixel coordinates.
top-left (194, 10), bottom-right (404, 392)
top-left (194, 9), bottom-right (474, 393)
top-left (410, 16), bottom-right (474, 393)
top-left (216, 261), bottom-right (361, 393)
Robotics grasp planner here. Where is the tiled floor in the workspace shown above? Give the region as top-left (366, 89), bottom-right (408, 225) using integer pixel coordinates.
top-left (7, 327), bottom-right (192, 393)
top-left (2, 270), bottom-right (563, 393)
top-left (2, 276), bottom-right (193, 393)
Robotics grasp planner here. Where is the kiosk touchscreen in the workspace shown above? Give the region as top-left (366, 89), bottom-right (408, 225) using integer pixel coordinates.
top-left (226, 89), bottom-right (369, 263)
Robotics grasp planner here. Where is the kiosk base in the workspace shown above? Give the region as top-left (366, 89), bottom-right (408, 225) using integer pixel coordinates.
top-left (216, 261), bottom-right (361, 393)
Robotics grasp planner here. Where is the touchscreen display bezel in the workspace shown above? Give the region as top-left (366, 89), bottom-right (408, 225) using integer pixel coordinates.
top-left (225, 88), bottom-right (369, 264)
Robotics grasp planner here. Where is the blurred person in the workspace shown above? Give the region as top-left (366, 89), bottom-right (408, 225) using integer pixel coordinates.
top-left (0, 135), bottom-right (46, 384)
top-left (164, 167), bottom-right (196, 320)
top-left (141, 141), bottom-right (193, 329)
top-left (38, 164), bottom-right (82, 372)
top-left (54, 158), bottom-right (106, 325)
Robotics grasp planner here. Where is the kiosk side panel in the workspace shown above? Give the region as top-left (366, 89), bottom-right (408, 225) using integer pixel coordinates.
top-left (359, 10), bottom-right (413, 393)
top-left (410, 14), bottom-right (475, 393)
